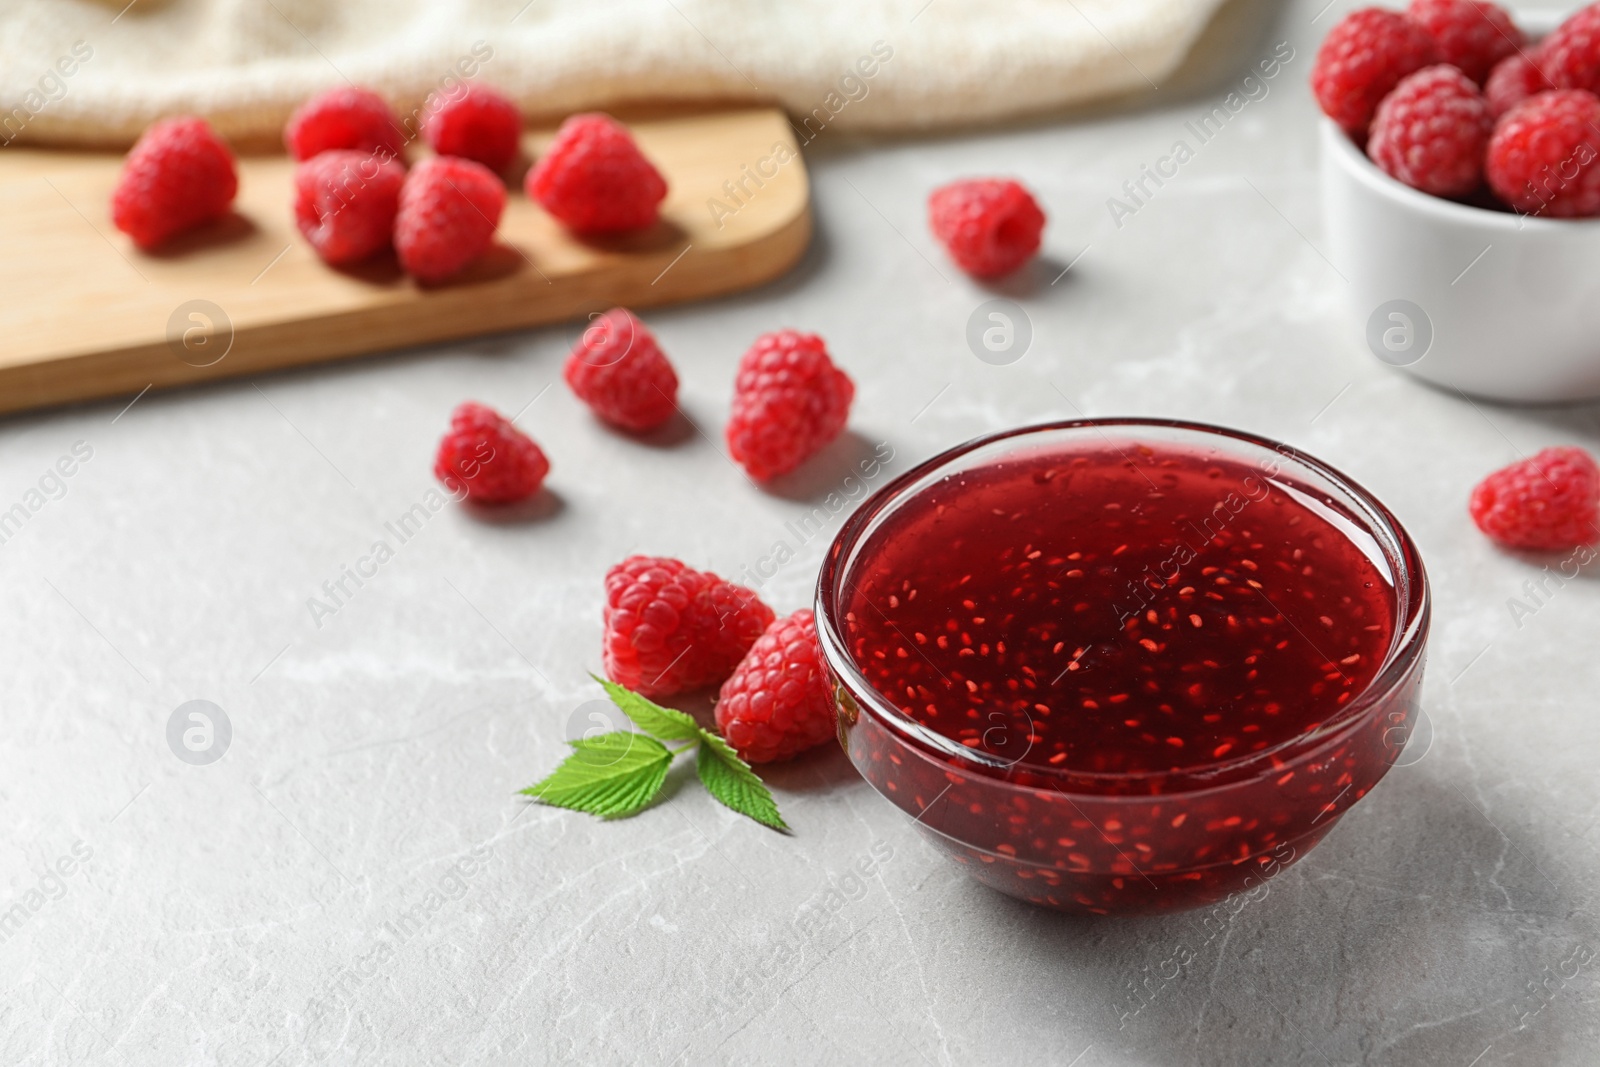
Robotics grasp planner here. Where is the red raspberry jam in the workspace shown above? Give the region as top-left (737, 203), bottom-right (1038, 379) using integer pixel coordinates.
top-left (818, 421), bottom-right (1428, 915)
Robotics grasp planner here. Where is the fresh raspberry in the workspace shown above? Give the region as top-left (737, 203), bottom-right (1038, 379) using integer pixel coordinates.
top-left (1486, 90), bottom-right (1600, 217)
top-left (1367, 65), bottom-right (1492, 197)
top-left (563, 309), bottom-right (679, 432)
top-left (1406, 0), bottom-right (1524, 85)
top-left (603, 556), bottom-right (775, 698)
top-left (394, 156), bottom-right (505, 284)
top-left (433, 401), bottom-right (550, 505)
top-left (1469, 447), bottom-right (1600, 550)
top-left (110, 117), bottom-right (237, 250)
top-left (927, 178), bottom-right (1046, 278)
top-left (1536, 4), bottom-right (1600, 94)
top-left (285, 86), bottom-right (406, 162)
top-left (293, 150), bottom-right (407, 265)
top-left (1312, 9), bottom-right (1441, 138)
top-left (525, 113), bottom-right (667, 234)
top-left (421, 83), bottom-right (523, 173)
top-left (1484, 52), bottom-right (1554, 116)
top-left (716, 610), bottom-right (835, 764)
top-left (725, 330), bottom-right (855, 481)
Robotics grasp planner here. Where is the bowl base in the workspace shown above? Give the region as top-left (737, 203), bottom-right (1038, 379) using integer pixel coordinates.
top-left (922, 821), bottom-right (1329, 916)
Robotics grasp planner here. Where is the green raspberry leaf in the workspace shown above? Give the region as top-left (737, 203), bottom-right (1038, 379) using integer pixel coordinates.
top-left (696, 736), bottom-right (789, 832)
top-left (520, 731), bottom-right (672, 819)
top-left (593, 674), bottom-right (703, 742)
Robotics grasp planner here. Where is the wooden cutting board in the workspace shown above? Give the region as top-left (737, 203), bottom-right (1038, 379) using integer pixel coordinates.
top-left (0, 107), bottom-right (810, 417)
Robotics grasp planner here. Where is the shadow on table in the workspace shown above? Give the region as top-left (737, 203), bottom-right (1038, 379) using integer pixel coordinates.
top-left (460, 487), bottom-right (565, 525)
top-left (757, 743), bottom-right (858, 794)
top-left (625, 408), bottom-right (699, 450)
top-left (758, 429), bottom-right (889, 503)
top-left (917, 771), bottom-right (1593, 1066)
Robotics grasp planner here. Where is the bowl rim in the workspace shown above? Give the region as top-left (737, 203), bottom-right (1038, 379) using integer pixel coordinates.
top-left (814, 417), bottom-right (1432, 791)
top-left (1320, 117), bottom-right (1600, 233)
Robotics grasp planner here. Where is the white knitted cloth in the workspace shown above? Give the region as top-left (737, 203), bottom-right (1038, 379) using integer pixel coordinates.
top-left (0, 0), bottom-right (1228, 147)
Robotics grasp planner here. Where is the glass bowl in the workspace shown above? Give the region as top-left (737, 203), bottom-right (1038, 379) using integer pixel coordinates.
top-left (815, 419), bottom-right (1430, 915)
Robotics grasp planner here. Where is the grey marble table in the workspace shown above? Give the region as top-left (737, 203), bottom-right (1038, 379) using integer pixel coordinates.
top-left (3, 1), bottom-right (1596, 1064)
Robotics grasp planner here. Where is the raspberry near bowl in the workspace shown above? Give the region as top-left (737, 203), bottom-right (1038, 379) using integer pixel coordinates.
top-left (815, 420), bottom-right (1430, 915)
top-left (1320, 11), bottom-right (1600, 402)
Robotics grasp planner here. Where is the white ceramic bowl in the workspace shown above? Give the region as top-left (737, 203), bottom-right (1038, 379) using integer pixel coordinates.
top-left (1321, 13), bottom-right (1600, 403)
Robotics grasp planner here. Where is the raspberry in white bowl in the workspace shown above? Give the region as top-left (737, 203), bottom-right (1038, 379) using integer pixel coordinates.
top-left (1318, 8), bottom-right (1600, 401)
